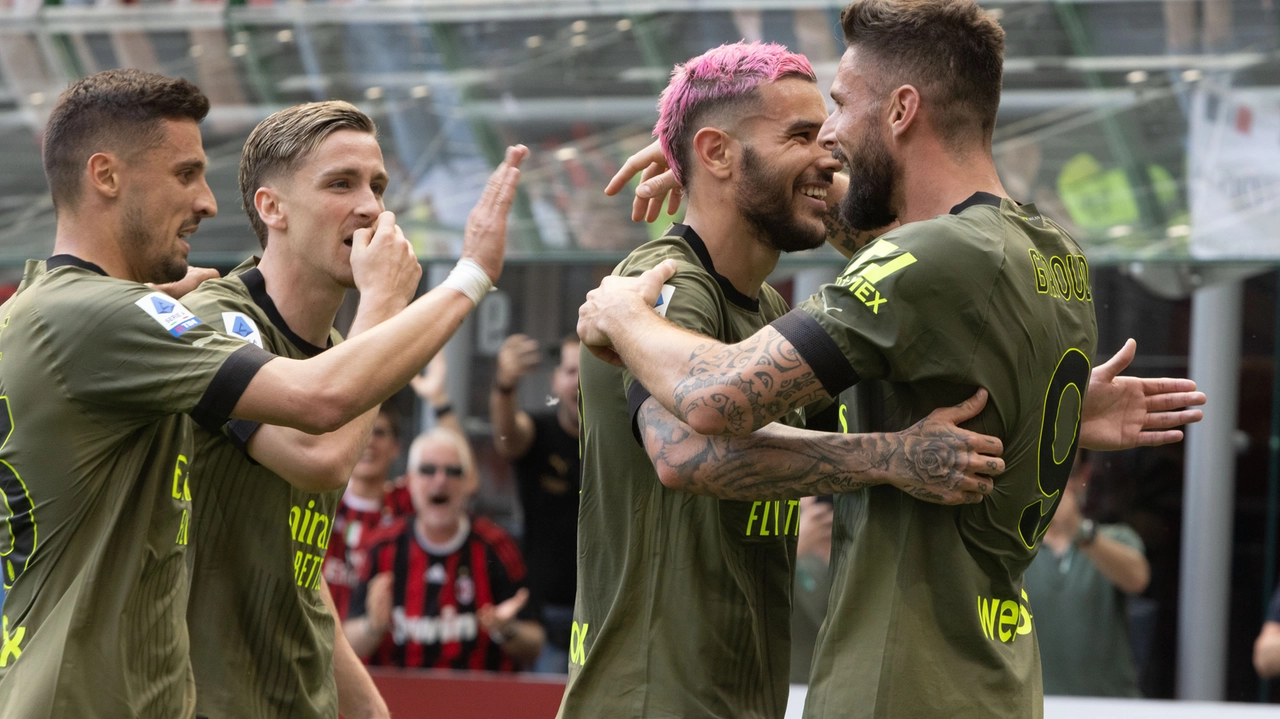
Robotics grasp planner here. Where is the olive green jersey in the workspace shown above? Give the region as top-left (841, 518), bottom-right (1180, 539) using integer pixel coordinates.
top-left (183, 259), bottom-right (345, 719)
top-left (771, 194), bottom-right (1098, 719)
top-left (0, 255), bottom-right (272, 719)
top-left (560, 225), bottom-right (808, 719)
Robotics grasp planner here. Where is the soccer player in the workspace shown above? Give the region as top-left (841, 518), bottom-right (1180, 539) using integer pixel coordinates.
top-left (180, 101), bottom-right (408, 719)
top-left (0, 69), bottom-right (524, 719)
top-left (558, 43), bottom-right (1009, 719)
top-left (577, 2), bottom-right (1204, 716)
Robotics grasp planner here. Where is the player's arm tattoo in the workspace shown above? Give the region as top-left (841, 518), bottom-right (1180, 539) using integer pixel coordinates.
top-left (669, 326), bottom-right (829, 436)
top-left (638, 399), bottom-right (998, 503)
top-left (823, 203), bottom-right (878, 259)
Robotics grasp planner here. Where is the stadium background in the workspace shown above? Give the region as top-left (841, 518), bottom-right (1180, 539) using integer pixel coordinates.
top-left (0, 0), bottom-right (1278, 714)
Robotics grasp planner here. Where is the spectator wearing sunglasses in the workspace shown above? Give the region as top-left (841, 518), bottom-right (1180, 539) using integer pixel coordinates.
top-left (343, 427), bottom-right (545, 670)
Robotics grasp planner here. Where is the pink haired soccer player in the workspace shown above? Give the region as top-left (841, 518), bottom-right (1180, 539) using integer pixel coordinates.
top-left (555, 41), bottom-right (1008, 719)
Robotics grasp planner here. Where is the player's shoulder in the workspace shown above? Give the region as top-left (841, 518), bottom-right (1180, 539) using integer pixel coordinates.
top-left (757, 282), bottom-right (791, 317)
top-left (616, 233), bottom-right (716, 286)
top-left (182, 260), bottom-right (256, 313)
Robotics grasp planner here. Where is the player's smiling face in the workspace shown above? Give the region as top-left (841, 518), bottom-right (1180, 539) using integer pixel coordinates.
top-left (408, 438), bottom-right (477, 535)
top-left (820, 48), bottom-right (901, 232)
top-left (731, 78), bottom-right (841, 253)
top-left (275, 129), bottom-right (387, 288)
top-left (119, 118), bottom-right (216, 283)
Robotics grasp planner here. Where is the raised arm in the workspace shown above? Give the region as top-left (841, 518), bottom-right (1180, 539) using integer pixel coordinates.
top-left (231, 146), bottom-right (526, 433)
top-left (578, 260), bottom-right (826, 436)
top-left (638, 389), bottom-right (1004, 504)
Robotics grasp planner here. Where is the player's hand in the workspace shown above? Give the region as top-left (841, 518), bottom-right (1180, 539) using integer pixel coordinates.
top-left (1080, 339), bottom-right (1206, 450)
top-left (410, 354), bottom-right (450, 406)
top-left (604, 140), bottom-right (683, 222)
top-left (494, 334), bottom-right (541, 389)
top-left (462, 145), bottom-right (528, 282)
top-left (366, 572), bottom-right (395, 634)
top-left (148, 265), bottom-right (219, 298)
top-left (351, 211), bottom-right (422, 311)
top-left (796, 496), bottom-right (833, 563)
top-left (577, 259), bottom-right (678, 366)
top-left (887, 388), bottom-right (1004, 505)
top-left (477, 587), bottom-right (530, 635)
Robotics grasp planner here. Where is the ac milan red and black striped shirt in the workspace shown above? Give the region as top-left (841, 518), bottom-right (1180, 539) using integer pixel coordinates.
top-left (350, 516), bottom-right (532, 671)
top-left (324, 485), bottom-right (413, 620)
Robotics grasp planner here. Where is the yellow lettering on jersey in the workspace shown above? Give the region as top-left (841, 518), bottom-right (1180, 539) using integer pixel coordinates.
top-left (569, 621), bottom-right (589, 666)
top-left (175, 509), bottom-right (189, 545)
top-left (977, 592), bottom-right (1033, 644)
top-left (783, 500), bottom-right (799, 535)
top-left (746, 501), bottom-right (801, 538)
top-left (1027, 249), bottom-right (1091, 302)
top-left (0, 615), bottom-right (23, 667)
top-left (171, 455), bottom-right (190, 501)
top-left (838, 404), bottom-right (849, 434)
top-left (835, 240), bottom-right (917, 316)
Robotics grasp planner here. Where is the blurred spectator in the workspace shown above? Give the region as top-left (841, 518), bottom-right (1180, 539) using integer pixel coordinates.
top-left (1253, 585), bottom-right (1280, 679)
top-left (791, 496), bottom-right (833, 684)
top-left (344, 428), bottom-right (544, 670)
top-left (412, 354), bottom-right (464, 436)
top-left (490, 333), bottom-right (580, 673)
top-left (323, 404), bottom-right (413, 620)
top-left (1025, 451), bottom-right (1151, 697)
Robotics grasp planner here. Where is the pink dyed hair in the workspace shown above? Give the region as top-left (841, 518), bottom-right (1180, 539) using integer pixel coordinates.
top-left (656, 42), bottom-right (816, 187)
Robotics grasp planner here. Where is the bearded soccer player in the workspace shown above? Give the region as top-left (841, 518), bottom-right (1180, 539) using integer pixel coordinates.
top-left (0, 69), bottom-right (525, 719)
top-left (181, 101), bottom-right (420, 719)
top-left (578, 3), bottom-right (1205, 716)
top-left (558, 43), bottom-right (1010, 719)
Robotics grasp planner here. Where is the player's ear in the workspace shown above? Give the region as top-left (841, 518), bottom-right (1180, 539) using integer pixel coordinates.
top-left (85, 152), bottom-right (122, 200)
top-left (692, 127), bottom-right (735, 182)
top-left (254, 186), bottom-right (288, 233)
top-left (887, 85), bottom-right (920, 141)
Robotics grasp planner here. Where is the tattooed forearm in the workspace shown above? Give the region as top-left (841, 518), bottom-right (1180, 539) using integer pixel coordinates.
top-left (638, 398), bottom-right (999, 504)
top-left (669, 327), bottom-right (829, 437)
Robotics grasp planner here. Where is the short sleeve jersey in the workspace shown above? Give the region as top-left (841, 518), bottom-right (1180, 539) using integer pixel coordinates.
top-left (182, 259), bottom-right (346, 719)
top-left (558, 225), bottom-right (806, 719)
top-left (513, 411), bottom-right (581, 609)
top-left (775, 194), bottom-right (1098, 719)
top-left (1025, 524), bottom-right (1144, 697)
top-left (0, 256), bottom-right (271, 719)
top-left (350, 516), bottom-right (532, 671)
top-left (324, 485), bottom-right (414, 620)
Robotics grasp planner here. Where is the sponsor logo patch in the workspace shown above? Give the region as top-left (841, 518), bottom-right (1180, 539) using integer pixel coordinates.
top-left (135, 292), bottom-right (202, 338)
top-left (222, 312), bottom-right (264, 348)
top-left (654, 284), bottom-right (675, 318)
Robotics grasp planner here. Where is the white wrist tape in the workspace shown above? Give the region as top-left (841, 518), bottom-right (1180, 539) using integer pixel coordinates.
top-left (439, 258), bottom-right (493, 306)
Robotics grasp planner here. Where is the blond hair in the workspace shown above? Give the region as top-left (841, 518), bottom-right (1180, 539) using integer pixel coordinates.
top-left (238, 101), bottom-right (376, 247)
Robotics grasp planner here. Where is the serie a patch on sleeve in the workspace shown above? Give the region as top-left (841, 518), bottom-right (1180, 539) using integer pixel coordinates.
top-left (221, 312), bottom-right (264, 348)
top-left (134, 292), bottom-right (203, 338)
top-left (653, 284), bottom-right (676, 318)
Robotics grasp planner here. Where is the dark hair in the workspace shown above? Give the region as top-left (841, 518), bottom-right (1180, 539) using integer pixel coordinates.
top-left (239, 101), bottom-right (376, 248)
top-left (377, 403), bottom-right (404, 443)
top-left (840, 0), bottom-right (1005, 146)
top-left (42, 69), bottom-right (210, 211)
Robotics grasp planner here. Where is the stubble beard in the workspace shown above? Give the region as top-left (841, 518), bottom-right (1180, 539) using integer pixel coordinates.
top-left (836, 127), bottom-right (899, 232)
top-left (736, 146), bottom-right (828, 254)
top-left (121, 203), bottom-right (189, 284)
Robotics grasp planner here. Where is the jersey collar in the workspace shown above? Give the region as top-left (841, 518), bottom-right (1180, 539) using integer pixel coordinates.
top-left (949, 192), bottom-right (1004, 215)
top-left (46, 254), bottom-right (108, 276)
top-left (236, 267), bottom-right (331, 357)
top-left (667, 224), bottom-right (760, 312)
